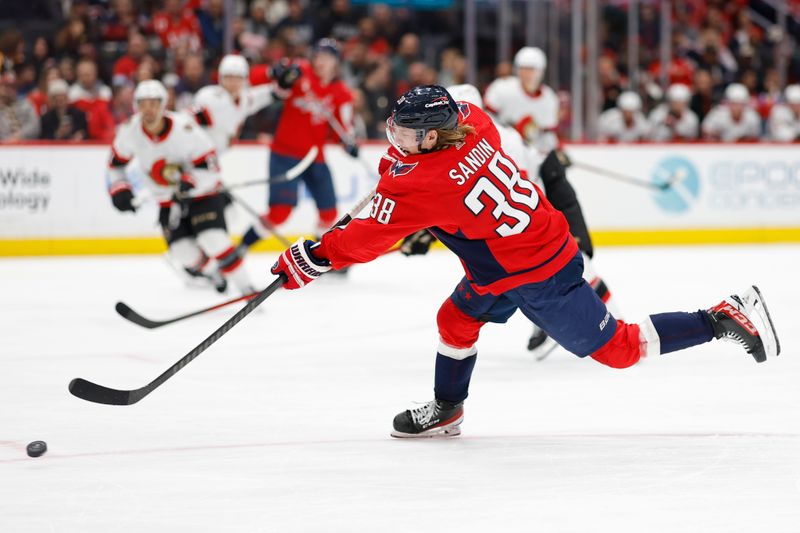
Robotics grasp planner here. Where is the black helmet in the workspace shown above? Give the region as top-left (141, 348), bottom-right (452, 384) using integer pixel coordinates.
top-left (391, 85), bottom-right (459, 131)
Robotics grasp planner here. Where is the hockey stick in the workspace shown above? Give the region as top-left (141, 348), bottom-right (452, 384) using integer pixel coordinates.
top-left (68, 188), bottom-right (378, 405)
top-left (224, 146), bottom-right (319, 191)
top-left (225, 191), bottom-right (293, 248)
top-left (116, 244), bottom-right (403, 329)
top-left (570, 160), bottom-right (674, 191)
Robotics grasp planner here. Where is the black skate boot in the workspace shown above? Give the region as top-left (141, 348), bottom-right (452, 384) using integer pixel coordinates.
top-left (707, 285), bottom-right (780, 363)
top-left (391, 399), bottom-right (464, 438)
top-left (527, 325), bottom-right (558, 361)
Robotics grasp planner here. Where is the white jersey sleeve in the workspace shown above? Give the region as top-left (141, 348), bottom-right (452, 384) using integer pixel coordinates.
top-left (192, 86), bottom-right (238, 155)
top-left (242, 84), bottom-right (275, 116)
top-left (107, 120), bottom-right (137, 194)
top-left (767, 104), bottom-right (800, 142)
top-left (647, 105), bottom-right (699, 141)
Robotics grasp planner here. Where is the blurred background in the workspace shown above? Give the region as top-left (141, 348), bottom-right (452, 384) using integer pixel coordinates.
top-left (1, 0), bottom-right (798, 144)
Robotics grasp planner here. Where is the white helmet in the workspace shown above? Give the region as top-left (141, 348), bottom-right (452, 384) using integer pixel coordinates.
top-left (785, 84), bottom-right (800, 105)
top-left (446, 84), bottom-right (483, 109)
top-left (219, 54), bottom-right (249, 78)
top-left (514, 47), bottom-right (547, 70)
top-left (724, 83), bottom-right (749, 104)
top-left (666, 83), bottom-right (691, 103)
top-left (134, 80), bottom-right (168, 111)
top-left (617, 91), bottom-right (642, 111)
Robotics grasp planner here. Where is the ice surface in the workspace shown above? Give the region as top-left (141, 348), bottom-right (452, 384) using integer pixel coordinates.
top-left (1, 245), bottom-right (799, 532)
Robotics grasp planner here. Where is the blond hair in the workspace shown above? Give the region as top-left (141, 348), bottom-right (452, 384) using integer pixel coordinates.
top-left (433, 123), bottom-right (476, 150)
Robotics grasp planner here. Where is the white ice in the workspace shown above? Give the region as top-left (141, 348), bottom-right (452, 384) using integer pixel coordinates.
top-left (1, 245), bottom-right (799, 533)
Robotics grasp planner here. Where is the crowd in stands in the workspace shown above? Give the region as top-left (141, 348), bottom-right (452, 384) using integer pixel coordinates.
top-left (0, 0), bottom-right (798, 143)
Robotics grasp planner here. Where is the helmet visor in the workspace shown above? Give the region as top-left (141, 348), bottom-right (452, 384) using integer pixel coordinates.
top-left (386, 115), bottom-right (426, 154)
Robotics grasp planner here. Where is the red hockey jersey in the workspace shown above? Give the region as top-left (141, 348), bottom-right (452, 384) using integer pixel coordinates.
top-left (252, 61), bottom-right (353, 163)
top-left (317, 103), bottom-right (577, 295)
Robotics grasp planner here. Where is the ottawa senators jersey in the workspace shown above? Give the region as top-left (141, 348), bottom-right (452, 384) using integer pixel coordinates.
top-left (484, 77), bottom-right (560, 153)
top-left (191, 84), bottom-right (275, 154)
top-left (318, 103), bottom-right (577, 295)
top-left (107, 111), bottom-right (222, 204)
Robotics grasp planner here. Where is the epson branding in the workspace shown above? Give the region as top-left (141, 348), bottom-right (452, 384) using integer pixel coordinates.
top-left (707, 159), bottom-right (800, 209)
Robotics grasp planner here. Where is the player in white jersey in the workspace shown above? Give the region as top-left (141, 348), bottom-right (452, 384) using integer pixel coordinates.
top-left (598, 91), bottom-right (649, 142)
top-left (484, 47), bottom-right (560, 153)
top-left (648, 84), bottom-right (699, 141)
top-left (767, 84), bottom-right (800, 142)
top-left (397, 83), bottom-right (619, 360)
top-left (107, 80), bottom-right (254, 294)
top-left (191, 54), bottom-right (278, 155)
top-left (702, 83), bottom-right (761, 142)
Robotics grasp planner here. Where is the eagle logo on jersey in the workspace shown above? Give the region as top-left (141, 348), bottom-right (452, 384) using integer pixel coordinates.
top-left (389, 160), bottom-right (418, 178)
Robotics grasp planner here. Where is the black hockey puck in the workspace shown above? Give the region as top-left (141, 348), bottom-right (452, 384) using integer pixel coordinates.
top-left (26, 441), bottom-right (47, 458)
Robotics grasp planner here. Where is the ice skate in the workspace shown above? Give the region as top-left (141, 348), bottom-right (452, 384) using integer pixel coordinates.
top-left (527, 325), bottom-right (559, 361)
top-left (391, 399), bottom-right (464, 438)
top-left (707, 285), bottom-right (780, 363)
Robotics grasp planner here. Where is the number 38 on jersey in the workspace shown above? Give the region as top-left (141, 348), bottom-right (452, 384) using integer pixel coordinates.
top-left (464, 150), bottom-right (539, 237)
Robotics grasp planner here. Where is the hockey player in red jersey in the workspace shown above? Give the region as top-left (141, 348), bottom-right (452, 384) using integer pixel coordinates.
top-left (270, 86), bottom-right (780, 438)
top-left (239, 39), bottom-right (357, 252)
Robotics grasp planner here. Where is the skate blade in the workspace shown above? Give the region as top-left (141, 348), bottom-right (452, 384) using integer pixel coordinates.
top-left (390, 426), bottom-right (461, 439)
top-left (745, 285), bottom-right (781, 358)
top-left (390, 416), bottom-right (463, 439)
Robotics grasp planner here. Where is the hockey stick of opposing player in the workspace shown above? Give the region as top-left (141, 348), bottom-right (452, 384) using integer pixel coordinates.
top-left (225, 146), bottom-right (319, 191)
top-left (570, 160), bottom-right (675, 191)
top-left (68, 188), bottom-right (378, 406)
top-left (115, 245), bottom-right (402, 329)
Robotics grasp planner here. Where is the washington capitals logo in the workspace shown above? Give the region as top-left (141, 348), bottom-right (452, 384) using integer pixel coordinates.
top-left (457, 102), bottom-right (471, 119)
top-left (389, 160), bottom-right (418, 178)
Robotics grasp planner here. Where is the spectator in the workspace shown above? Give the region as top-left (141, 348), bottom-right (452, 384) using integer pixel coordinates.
top-left (39, 79), bottom-right (88, 140)
top-left (58, 57), bottom-right (77, 85)
top-left (767, 85), bottom-right (800, 142)
top-left (68, 59), bottom-right (115, 141)
top-left (109, 80), bottom-right (135, 125)
top-left (102, 0), bottom-right (143, 42)
top-left (112, 31), bottom-right (149, 83)
top-left (173, 53), bottom-right (207, 110)
top-left (702, 83), bottom-right (761, 142)
top-left (273, 0), bottom-right (314, 47)
top-left (359, 59), bottom-right (393, 139)
top-left (0, 72), bottom-right (40, 141)
top-left (315, 0), bottom-right (362, 42)
top-left (438, 48), bottom-right (466, 88)
top-left (599, 56), bottom-right (623, 111)
top-left (197, 0), bottom-right (225, 57)
top-left (27, 65), bottom-right (61, 116)
top-left (690, 69), bottom-right (716, 122)
top-left (349, 17), bottom-right (390, 60)
top-left (152, 0), bottom-right (203, 52)
top-left (391, 33), bottom-right (420, 84)
top-left (648, 83), bottom-right (699, 141)
top-left (242, 1), bottom-right (271, 45)
top-left (598, 91), bottom-right (648, 142)
top-left (30, 37), bottom-right (52, 76)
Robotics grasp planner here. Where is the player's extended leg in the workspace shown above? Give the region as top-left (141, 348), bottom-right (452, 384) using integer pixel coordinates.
top-left (391, 278), bottom-right (518, 439)
top-left (506, 252), bottom-right (780, 368)
top-left (239, 152), bottom-right (303, 252)
top-left (159, 204), bottom-right (226, 292)
top-left (187, 195), bottom-right (255, 295)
